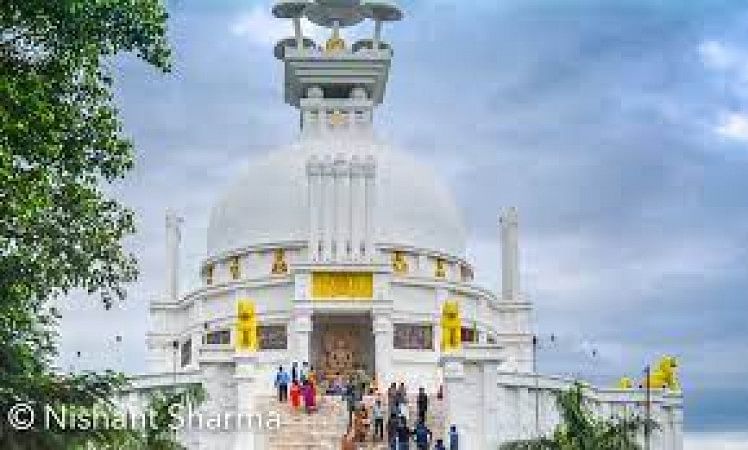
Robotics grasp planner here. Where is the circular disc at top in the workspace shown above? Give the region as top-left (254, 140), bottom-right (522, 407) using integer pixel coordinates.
top-left (361, 0), bottom-right (403, 21)
top-left (304, 1), bottom-right (366, 27)
top-left (272, 0), bottom-right (312, 18)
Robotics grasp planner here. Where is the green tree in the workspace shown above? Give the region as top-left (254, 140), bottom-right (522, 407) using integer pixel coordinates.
top-left (500, 384), bottom-right (655, 450)
top-left (1, 1), bottom-right (169, 448)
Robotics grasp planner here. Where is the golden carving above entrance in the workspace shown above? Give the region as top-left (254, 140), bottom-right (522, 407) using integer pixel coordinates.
top-left (311, 272), bottom-right (373, 299)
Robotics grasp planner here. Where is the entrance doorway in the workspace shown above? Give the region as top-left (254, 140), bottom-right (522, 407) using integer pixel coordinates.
top-left (310, 313), bottom-right (375, 383)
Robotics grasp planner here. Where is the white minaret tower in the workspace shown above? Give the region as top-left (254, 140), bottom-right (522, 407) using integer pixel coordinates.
top-left (272, 0), bottom-right (402, 263)
top-left (165, 210), bottom-right (183, 301)
top-left (500, 206), bottom-right (520, 301)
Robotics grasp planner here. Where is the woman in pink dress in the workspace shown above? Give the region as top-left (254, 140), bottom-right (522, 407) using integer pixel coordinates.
top-left (303, 380), bottom-right (317, 413)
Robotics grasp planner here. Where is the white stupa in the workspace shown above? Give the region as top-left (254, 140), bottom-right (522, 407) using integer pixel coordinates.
top-left (134, 2), bottom-right (684, 449)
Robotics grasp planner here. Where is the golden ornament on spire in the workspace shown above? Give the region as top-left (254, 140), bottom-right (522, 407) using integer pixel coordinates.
top-left (325, 22), bottom-right (346, 54)
top-left (325, 35), bottom-right (346, 53)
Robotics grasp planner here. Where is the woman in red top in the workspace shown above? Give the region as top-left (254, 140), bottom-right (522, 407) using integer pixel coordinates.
top-left (289, 380), bottom-right (301, 411)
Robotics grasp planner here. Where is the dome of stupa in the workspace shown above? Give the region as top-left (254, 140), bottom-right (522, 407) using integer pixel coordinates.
top-left (206, 136), bottom-right (465, 259)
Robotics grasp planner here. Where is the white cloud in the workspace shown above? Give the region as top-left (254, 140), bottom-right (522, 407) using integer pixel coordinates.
top-left (716, 112), bottom-right (748, 141)
top-left (698, 40), bottom-right (744, 72)
top-left (685, 432), bottom-right (748, 450)
top-left (230, 6), bottom-right (327, 48)
top-left (699, 40), bottom-right (748, 141)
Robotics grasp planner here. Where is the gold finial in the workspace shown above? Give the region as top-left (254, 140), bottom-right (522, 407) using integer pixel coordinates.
top-left (325, 21), bottom-right (346, 54)
top-left (325, 36), bottom-right (346, 53)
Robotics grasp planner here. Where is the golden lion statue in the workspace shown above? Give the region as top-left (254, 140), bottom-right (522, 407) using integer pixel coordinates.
top-left (637, 356), bottom-right (680, 390)
top-left (236, 299), bottom-right (258, 351)
top-left (441, 300), bottom-right (461, 352)
top-left (617, 356), bottom-right (680, 391)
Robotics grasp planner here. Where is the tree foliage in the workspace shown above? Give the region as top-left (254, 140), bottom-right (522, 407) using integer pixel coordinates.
top-left (0, 0), bottom-right (169, 447)
top-left (500, 384), bottom-right (656, 450)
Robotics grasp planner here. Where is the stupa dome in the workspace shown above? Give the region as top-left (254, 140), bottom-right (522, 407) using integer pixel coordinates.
top-left (206, 137), bottom-right (465, 259)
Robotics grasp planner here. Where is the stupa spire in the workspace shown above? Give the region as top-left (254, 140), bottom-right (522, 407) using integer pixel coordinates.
top-left (271, 0), bottom-right (403, 133)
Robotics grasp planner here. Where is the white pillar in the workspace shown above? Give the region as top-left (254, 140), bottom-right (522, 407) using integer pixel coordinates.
top-left (322, 156), bottom-right (335, 261)
top-left (363, 155), bottom-right (376, 260)
top-left (292, 17), bottom-right (302, 51)
top-left (234, 353), bottom-right (261, 450)
top-left (165, 211), bottom-right (183, 302)
top-left (373, 312), bottom-right (393, 386)
top-left (334, 154), bottom-right (349, 261)
top-left (373, 20), bottom-right (382, 51)
top-left (350, 156), bottom-right (364, 260)
top-left (307, 156), bottom-right (321, 261)
top-left (500, 207), bottom-right (520, 301)
top-left (672, 405), bottom-right (683, 450)
top-left (293, 309), bottom-right (312, 364)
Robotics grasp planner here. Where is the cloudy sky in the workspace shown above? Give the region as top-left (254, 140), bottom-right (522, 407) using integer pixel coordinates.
top-left (57, 0), bottom-right (748, 447)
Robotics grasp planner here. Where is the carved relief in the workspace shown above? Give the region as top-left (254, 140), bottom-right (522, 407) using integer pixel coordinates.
top-left (392, 251), bottom-right (408, 275)
top-left (229, 255), bottom-right (241, 280)
top-left (311, 272), bottom-right (373, 299)
top-left (271, 248), bottom-right (288, 275)
top-left (435, 258), bottom-right (447, 278)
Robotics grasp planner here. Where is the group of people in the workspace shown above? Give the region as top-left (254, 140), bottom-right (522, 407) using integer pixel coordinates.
top-left (341, 381), bottom-right (459, 450)
top-left (274, 362), bottom-right (318, 413)
top-left (274, 366), bottom-right (459, 449)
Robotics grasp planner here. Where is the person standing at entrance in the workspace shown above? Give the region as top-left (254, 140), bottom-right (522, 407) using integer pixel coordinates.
top-left (395, 416), bottom-right (410, 449)
top-left (372, 399), bottom-right (384, 441)
top-left (291, 361), bottom-right (299, 384)
top-left (387, 382), bottom-right (398, 417)
top-left (413, 420), bottom-right (431, 450)
top-left (300, 361), bottom-right (309, 383)
top-left (448, 424), bottom-right (459, 450)
top-left (416, 387), bottom-right (428, 424)
top-left (275, 365), bottom-right (289, 402)
top-left (345, 381), bottom-right (356, 426)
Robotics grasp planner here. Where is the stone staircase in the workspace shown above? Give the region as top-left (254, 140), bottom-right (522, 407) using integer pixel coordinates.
top-left (261, 395), bottom-right (348, 449)
top-left (258, 394), bottom-right (446, 450)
